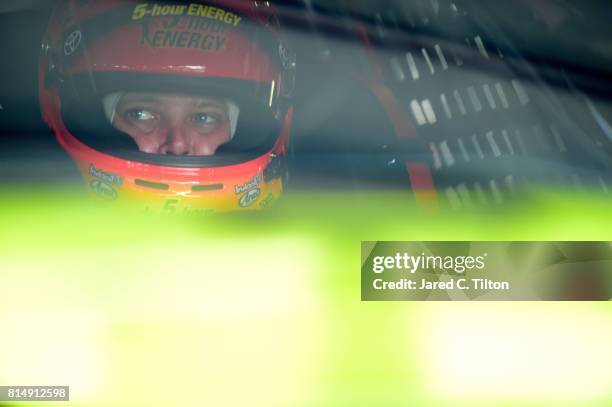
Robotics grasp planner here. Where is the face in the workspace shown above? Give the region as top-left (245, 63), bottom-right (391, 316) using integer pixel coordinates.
top-left (112, 92), bottom-right (232, 156)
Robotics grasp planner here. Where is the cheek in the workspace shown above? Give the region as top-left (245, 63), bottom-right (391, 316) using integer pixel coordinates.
top-left (187, 126), bottom-right (231, 155)
top-left (197, 123), bottom-right (232, 144)
top-left (114, 117), bottom-right (159, 138)
top-left (131, 131), bottom-right (167, 153)
top-left (114, 121), bottom-right (166, 153)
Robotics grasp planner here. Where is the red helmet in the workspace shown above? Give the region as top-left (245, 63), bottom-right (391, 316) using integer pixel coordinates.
top-left (39, 0), bottom-right (295, 214)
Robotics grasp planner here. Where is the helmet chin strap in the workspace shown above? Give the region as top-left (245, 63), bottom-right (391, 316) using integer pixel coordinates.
top-left (102, 92), bottom-right (240, 139)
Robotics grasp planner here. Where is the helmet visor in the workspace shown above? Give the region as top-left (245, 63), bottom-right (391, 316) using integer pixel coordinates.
top-left (60, 73), bottom-right (282, 166)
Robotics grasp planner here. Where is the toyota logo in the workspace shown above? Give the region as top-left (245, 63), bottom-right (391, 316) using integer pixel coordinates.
top-left (64, 30), bottom-right (82, 56)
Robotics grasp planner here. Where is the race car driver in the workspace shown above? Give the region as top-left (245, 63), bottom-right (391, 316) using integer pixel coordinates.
top-left (39, 0), bottom-right (295, 214)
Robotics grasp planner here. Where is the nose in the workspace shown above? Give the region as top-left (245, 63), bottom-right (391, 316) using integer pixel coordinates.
top-left (160, 125), bottom-right (190, 155)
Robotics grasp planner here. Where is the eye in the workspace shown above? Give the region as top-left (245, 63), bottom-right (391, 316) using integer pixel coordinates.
top-left (191, 112), bottom-right (218, 125)
top-left (126, 109), bottom-right (156, 121)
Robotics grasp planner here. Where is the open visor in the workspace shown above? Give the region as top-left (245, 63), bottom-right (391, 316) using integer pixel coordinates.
top-left (60, 72), bottom-right (283, 167)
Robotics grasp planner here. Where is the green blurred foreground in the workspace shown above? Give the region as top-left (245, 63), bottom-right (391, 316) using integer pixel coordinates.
top-left (0, 186), bottom-right (611, 407)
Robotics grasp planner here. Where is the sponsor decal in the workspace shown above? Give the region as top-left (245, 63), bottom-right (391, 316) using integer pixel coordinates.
top-left (161, 199), bottom-right (214, 215)
top-left (90, 179), bottom-right (118, 200)
top-left (89, 164), bottom-right (123, 186)
top-left (132, 3), bottom-right (242, 26)
top-left (132, 2), bottom-right (242, 53)
top-left (239, 188), bottom-right (260, 208)
top-left (235, 174), bottom-right (261, 195)
top-left (63, 30), bottom-right (82, 56)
